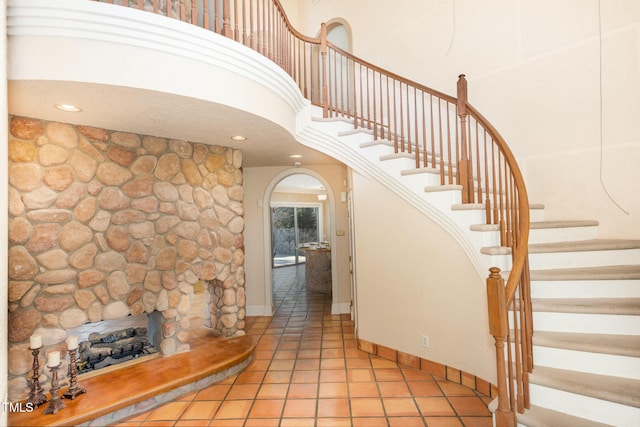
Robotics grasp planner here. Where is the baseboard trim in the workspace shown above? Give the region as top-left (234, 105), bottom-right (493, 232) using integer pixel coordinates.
top-left (357, 338), bottom-right (498, 399)
top-left (332, 302), bottom-right (351, 315)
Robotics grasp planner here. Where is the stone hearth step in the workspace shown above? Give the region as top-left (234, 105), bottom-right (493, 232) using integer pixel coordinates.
top-left (8, 330), bottom-right (255, 427)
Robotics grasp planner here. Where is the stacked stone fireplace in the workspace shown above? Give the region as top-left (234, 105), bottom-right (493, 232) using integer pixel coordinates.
top-left (7, 116), bottom-right (246, 402)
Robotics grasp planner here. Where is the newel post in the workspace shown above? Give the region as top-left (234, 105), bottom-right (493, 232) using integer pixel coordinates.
top-left (222, 0), bottom-right (233, 38)
top-left (320, 22), bottom-right (329, 118)
top-left (457, 74), bottom-right (472, 204)
top-left (487, 267), bottom-right (516, 427)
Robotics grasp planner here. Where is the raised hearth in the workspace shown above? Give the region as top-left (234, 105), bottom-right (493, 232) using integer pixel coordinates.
top-left (8, 329), bottom-right (255, 427)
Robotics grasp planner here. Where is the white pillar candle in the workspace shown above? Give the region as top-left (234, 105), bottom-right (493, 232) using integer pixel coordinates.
top-left (30, 335), bottom-right (42, 349)
top-left (47, 351), bottom-right (60, 367)
top-left (67, 336), bottom-right (79, 351)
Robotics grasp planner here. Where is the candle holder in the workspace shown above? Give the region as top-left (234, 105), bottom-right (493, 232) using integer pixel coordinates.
top-left (63, 348), bottom-right (86, 400)
top-left (27, 347), bottom-right (47, 407)
top-left (43, 364), bottom-right (66, 415)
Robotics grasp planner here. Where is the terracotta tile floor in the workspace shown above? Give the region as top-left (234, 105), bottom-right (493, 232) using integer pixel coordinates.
top-left (114, 264), bottom-right (492, 427)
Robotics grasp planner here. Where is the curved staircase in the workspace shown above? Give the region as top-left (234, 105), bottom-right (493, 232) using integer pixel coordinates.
top-left (47, 1), bottom-right (640, 425)
top-left (304, 115), bottom-right (640, 426)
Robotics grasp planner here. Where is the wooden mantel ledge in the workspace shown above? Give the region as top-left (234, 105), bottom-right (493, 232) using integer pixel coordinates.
top-left (8, 329), bottom-right (255, 427)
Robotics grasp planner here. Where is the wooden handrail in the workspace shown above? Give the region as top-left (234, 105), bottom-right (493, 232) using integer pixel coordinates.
top-left (468, 101), bottom-right (532, 422)
top-left (93, 0), bottom-right (532, 422)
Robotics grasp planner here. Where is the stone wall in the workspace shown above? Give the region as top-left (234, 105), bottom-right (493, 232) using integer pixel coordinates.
top-left (7, 116), bottom-right (246, 401)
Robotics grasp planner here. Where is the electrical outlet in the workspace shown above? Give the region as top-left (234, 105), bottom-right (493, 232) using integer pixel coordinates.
top-left (421, 335), bottom-right (430, 348)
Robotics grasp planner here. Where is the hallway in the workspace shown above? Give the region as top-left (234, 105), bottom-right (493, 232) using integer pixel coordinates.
top-left (115, 265), bottom-right (492, 426)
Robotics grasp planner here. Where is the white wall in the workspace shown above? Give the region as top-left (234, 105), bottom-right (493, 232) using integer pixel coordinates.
top-left (350, 171), bottom-right (496, 383)
top-left (286, 0), bottom-right (640, 239)
top-left (244, 164), bottom-right (351, 315)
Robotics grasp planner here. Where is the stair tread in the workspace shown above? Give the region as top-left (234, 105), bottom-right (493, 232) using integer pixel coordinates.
top-left (312, 116), bottom-right (353, 124)
top-left (482, 239), bottom-right (640, 255)
top-left (517, 404), bottom-right (614, 427)
top-left (452, 202), bottom-right (545, 211)
top-left (360, 139), bottom-right (393, 149)
top-left (530, 265), bottom-right (640, 281)
top-left (529, 239), bottom-right (640, 253)
top-left (380, 152), bottom-right (414, 161)
top-left (533, 330), bottom-right (640, 357)
top-left (531, 297), bottom-right (640, 315)
top-left (400, 166), bottom-right (441, 176)
top-left (530, 365), bottom-right (640, 408)
top-left (471, 219), bottom-right (599, 232)
top-left (530, 220), bottom-right (599, 229)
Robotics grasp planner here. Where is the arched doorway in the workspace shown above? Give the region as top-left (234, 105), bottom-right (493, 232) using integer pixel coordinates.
top-left (261, 169), bottom-right (338, 314)
top-left (271, 174), bottom-right (328, 267)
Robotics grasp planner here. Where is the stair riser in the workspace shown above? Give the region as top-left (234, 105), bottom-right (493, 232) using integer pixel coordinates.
top-left (528, 226), bottom-right (599, 244)
top-left (481, 253), bottom-right (512, 271)
top-left (311, 116), bottom-right (354, 133)
top-left (422, 190), bottom-right (462, 209)
top-left (451, 209), bottom-right (488, 228)
top-left (472, 231), bottom-right (501, 248)
top-left (453, 208), bottom-right (545, 227)
top-left (528, 248), bottom-right (640, 270)
top-left (380, 155), bottom-right (417, 173)
top-left (374, 156), bottom-right (415, 177)
top-left (359, 142), bottom-right (395, 158)
top-left (358, 145), bottom-right (396, 166)
top-left (399, 172), bottom-right (442, 192)
top-left (336, 131), bottom-right (377, 150)
top-left (532, 346), bottom-right (640, 379)
top-left (528, 383), bottom-right (640, 426)
top-left (531, 279), bottom-right (640, 299)
top-left (530, 312), bottom-right (640, 335)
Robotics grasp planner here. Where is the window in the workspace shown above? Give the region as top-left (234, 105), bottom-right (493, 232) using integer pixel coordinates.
top-left (271, 205), bottom-right (321, 266)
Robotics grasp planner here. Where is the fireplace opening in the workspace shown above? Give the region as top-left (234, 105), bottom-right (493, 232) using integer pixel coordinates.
top-left (67, 313), bottom-right (159, 376)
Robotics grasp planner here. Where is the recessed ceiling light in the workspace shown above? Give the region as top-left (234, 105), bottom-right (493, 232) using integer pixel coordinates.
top-left (230, 135), bottom-right (247, 141)
top-left (55, 104), bottom-right (82, 112)
top-left (289, 154), bottom-right (302, 158)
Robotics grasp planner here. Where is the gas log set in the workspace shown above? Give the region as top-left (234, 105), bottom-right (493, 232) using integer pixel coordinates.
top-left (77, 327), bottom-right (158, 374)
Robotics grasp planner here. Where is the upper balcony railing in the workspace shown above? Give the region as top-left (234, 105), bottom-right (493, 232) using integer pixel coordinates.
top-left (96, 0), bottom-right (532, 423)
